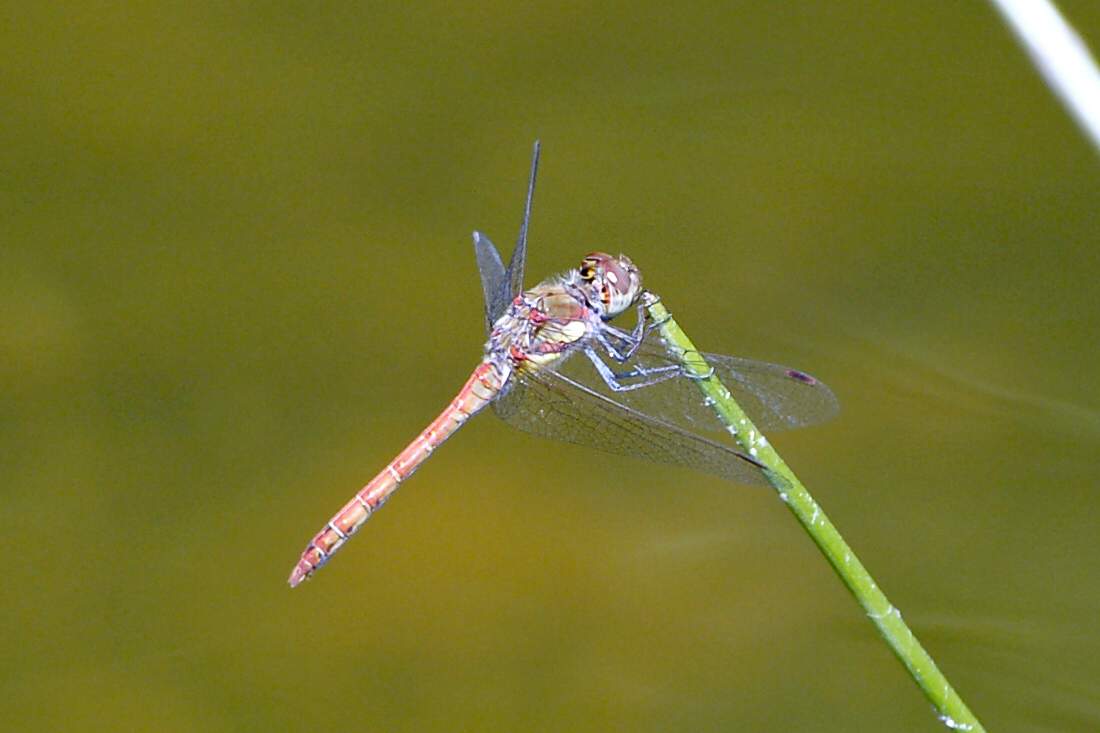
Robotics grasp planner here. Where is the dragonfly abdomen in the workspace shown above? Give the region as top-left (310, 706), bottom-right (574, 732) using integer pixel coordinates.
top-left (287, 360), bottom-right (509, 587)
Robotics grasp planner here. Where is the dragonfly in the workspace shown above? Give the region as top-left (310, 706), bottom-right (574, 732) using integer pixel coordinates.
top-left (287, 143), bottom-right (838, 587)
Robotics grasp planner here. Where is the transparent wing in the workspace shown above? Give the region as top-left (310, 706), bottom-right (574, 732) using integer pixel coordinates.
top-left (473, 141), bottom-right (540, 335)
top-left (554, 327), bottom-right (840, 433)
top-left (494, 362), bottom-right (769, 486)
top-left (507, 140), bottom-right (539, 305)
top-left (474, 231), bottom-right (510, 334)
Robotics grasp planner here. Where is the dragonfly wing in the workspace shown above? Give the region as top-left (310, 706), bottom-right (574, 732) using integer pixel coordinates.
top-left (474, 231), bottom-right (510, 335)
top-left (701, 350), bottom-right (839, 429)
top-left (473, 142), bottom-right (541, 334)
top-left (494, 364), bottom-right (769, 486)
top-left (553, 328), bottom-right (839, 433)
top-left (507, 140), bottom-right (540, 304)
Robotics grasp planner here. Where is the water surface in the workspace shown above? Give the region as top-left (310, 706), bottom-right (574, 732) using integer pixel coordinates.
top-left (3, 3), bottom-right (1099, 730)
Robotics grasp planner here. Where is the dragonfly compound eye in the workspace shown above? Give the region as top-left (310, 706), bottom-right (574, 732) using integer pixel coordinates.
top-left (579, 252), bottom-right (642, 319)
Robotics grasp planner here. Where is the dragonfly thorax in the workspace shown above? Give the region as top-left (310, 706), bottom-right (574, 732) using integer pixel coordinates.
top-left (575, 252), bottom-right (643, 320)
top-left (482, 253), bottom-right (642, 374)
top-left (485, 284), bottom-right (589, 369)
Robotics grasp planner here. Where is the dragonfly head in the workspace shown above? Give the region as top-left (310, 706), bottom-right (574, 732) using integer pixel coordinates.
top-left (578, 252), bottom-right (643, 319)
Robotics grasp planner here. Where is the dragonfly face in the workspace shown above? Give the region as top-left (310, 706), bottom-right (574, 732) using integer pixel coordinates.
top-left (578, 252), bottom-right (643, 320)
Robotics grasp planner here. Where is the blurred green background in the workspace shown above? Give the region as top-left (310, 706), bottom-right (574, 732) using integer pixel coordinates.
top-left (3, 3), bottom-right (1099, 731)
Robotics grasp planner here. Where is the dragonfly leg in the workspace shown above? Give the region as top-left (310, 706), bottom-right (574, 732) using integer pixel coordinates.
top-left (639, 291), bottom-right (670, 332)
top-left (594, 329), bottom-right (633, 363)
top-left (596, 325), bottom-right (642, 364)
top-left (626, 300), bottom-right (649, 354)
top-left (584, 347), bottom-right (682, 392)
top-left (594, 297), bottom-right (653, 362)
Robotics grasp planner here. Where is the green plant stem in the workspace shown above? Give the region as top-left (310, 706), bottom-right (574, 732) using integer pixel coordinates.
top-left (643, 294), bottom-right (985, 732)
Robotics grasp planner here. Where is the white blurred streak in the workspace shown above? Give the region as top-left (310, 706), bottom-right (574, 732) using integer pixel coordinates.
top-left (989, 0), bottom-right (1100, 153)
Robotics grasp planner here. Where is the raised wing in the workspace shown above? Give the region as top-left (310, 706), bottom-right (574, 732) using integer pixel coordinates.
top-left (495, 363), bottom-right (770, 486)
top-left (474, 232), bottom-right (509, 334)
top-left (554, 328), bottom-right (839, 433)
top-left (473, 141), bottom-right (541, 334)
top-left (508, 140), bottom-right (539, 307)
